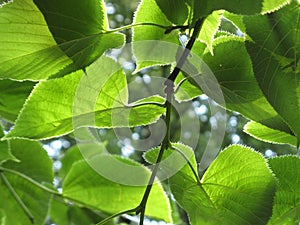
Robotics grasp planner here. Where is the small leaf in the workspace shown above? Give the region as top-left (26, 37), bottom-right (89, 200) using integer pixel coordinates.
top-left (62, 147), bottom-right (172, 222)
top-left (268, 156), bottom-right (300, 224)
top-left (0, 139), bottom-right (54, 225)
top-left (5, 56), bottom-right (165, 140)
top-left (244, 121), bottom-right (297, 146)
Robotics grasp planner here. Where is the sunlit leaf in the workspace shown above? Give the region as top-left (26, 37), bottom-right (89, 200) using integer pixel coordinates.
top-left (4, 56), bottom-right (165, 140)
top-left (0, 139), bottom-right (53, 225)
top-left (244, 121), bottom-right (297, 146)
top-left (62, 144), bottom-right (172, 222)
top-left (0, 0), bottom-right (124, 80)
top-left (244, 2), bottom-right (300, 142)
top-left (145, 144), bottom-right (276, 224)
top-left (268, 156), bottom-right (300, 224)
top-left (133, 0), bottom-right (180, 72)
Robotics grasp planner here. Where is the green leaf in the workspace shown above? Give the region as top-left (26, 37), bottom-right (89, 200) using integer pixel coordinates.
top-left (5, 56), bottom-right (165, 140)
top-left (268, 156), bottom-right (300, 224)
top-left (33, 0), bottom-right (124, 71)
top-left (0, 80), bottom-right (34, 122)
top-left (197, 37), bottom-right (292, 133)
top-left (170, 145), bottom-right (276, 225)
top-left (133, 0), bottom-right (179, 71)
top-left (244, 121), bottom-right (297, 146)
top-left (0, 0), bottom-right (124, 81)
top-left (62, 149), bottom-right (172, 222)
top-left (194, 0), bottom-right (291, 19)
top-left (244, 3), bottom-right (300, 142)
top-left (154, 0), bottom-right (189, 25)
top-left (0, 126), bottom-right (17, 164)
top-left (0, 139), bottom-right (53, 225)
top-left (198, 10), bottom-right (223, 55)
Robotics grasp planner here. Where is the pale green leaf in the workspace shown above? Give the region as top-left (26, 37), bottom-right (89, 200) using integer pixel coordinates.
top-left (198, 10), bottom-right (223, 55)
top-left (62, 151), bottom-right (172, 222)
top-left (0, 0), bottom-right (124, 80)
top-left (4, 56), bottom-right (165, 140)
top-left (0, 80), bottom-right (34, 122)
top-left (244, 2), bottom-right (300, 142)
top-left (133, 0), bottom-right (180, 72)
top-left (244, 121), bottom-right (297, 146)
top-left (0, 139), bottom-right (53, 225)
top-left (268, 156), bottom-right (300, 224)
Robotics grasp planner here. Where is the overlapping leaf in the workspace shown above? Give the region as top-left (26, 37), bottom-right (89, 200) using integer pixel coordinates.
top-left (62, 143), bottom-right (172, 222)
top-left (0, 139), bottom-right (54, 225)
top-left (244, 121), bottom-right (297, 146)
top-left (133, 0), bottom-right (180, 72)
top-left (0, 125), bottom-right (17, 164)
top-left (193, 0), bottom-right (291, 20)
top-left (0, 0), bottom-right (124, 80)
top-left (4, 56), bottom-right (165, 140)
top-left (145, 144), bottom-right (276, 224)
top-left (244, 2), bottom-right (300, 142)
top-left (0, 80), bottom-right (34, 122)
top-left (268, 156), bottom-right (300, 224)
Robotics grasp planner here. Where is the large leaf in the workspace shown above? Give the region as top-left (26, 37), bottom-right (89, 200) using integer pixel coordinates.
top-left (4, 56), bottom-right (165, 140)
top-left (62, 144), bottom-right (172, 222)
top-left (133, 0), bottom-right (180, 71)
top-left (0, 80), bottom-right (34, 122)
top-left (147, 144), bottom-right (276, 225)
top-left (244, 121), bottom-right (297, 146)
top-left (0, 139), bottom-right (54, 225)
top-left (268, 156), bottom-right (300, 224)
top-left (0, 0), bottom-right (124, 81)
top-left (192, 37), bottom-right (292, 133)
top-left (193, 0), bottom-right (291, 20)
top-left (244, 2), bottom-right (300, 142)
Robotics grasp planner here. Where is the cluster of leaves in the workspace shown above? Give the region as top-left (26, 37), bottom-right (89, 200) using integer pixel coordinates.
top-left (0, 0), bottom-right (299, 224)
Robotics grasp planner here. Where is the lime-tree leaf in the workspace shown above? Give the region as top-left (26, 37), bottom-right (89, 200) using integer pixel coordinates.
top-left (0, 139), bottom-right (54, 225)
top-left (0, 0), bottom-right (124, 81)
top-left (154, 0), bottom-right (189, 25)
top-left (193, 37), bottom-right (292, 133)
top-left (0, 125), bottom-right (17, 164)
top-left (62, 147), bottom-right (172, 222)
top-left (133, 0), bottom-right (180, 72)
top-left (244, 121), bottom-right (297, 146)
top-left (144, 144), bottom-right (276, 224)
top-left (244, 2), bottom-right (300, 142)
top-left (198, 10), bottom-right (223, 55)
top-left (33, 0), bottom-right (124, 72)
top-left (4, 56), bottom-right (165, 140)
top-left (193, 0), bottom-right (291, 20)
top-left (0, 80), bottom-right (34, 122)
top-left (268, 156), bottom-right (300, 224)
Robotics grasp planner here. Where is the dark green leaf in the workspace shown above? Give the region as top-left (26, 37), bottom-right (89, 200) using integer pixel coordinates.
top-left (244, 2), bottom-right (300, 142)
top-left (268, 156), bottom-right (300, 224)
top-left (0, 80), bottom-right (34, 122)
